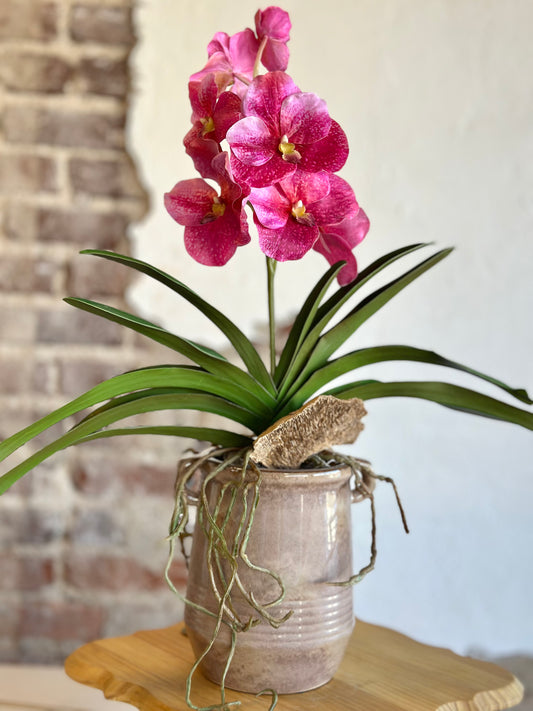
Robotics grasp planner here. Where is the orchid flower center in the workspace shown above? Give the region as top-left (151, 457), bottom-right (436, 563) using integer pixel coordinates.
top-left (211, 198), bottom-right (226, 218)
top-left (200, 116), bottom-right (215, 136)
top-left (200, 197), bottom-right (225, 224)
top-left (278, 134), bottom-right (302, 163)
top-left (291, 200), bottom-right (315, 226)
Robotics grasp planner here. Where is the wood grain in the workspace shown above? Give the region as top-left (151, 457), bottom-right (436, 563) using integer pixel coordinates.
top-left (64, 620), bottom-right (524, 711)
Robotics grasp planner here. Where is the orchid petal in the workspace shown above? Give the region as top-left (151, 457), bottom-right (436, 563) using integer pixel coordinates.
top-left (230, 151), bottom-right (295, 188)
top-left (228, 28), bottom-right (259, 77)
top-left (188, 74), bottom-right (217, 122)
top-left (184, 210), bottom-right (249, 267)
top-left (279, 170), bottom-right (330, 205)
top-left (261, 39), bottom-right (290, 72)
top-left (226, 116), bottom-right (276, 166)
top-left (310, 174), bottom-right (359, 226)
top-left (299, 120), bottom-right (349, 173)
top-left (249, 186), bottom-right (289, 229)
top-left (164, 179), bottom-right (216, 226)
top-left (244, 71), bottom-right (299, 131)
top-left (184, 124), bottom-right (220, 180)
top-left (257, 215), bottom-right (318, 261)
top-left (313, 233), bottom-right (359, 285)
top-left (324, 208), bottom-right (370, 249)
top-left (207, 32), bottom-right (230, 58)
top-left (213, 90), bottom-right (242, 142)
top-left (255, 7), bottom-right (291, 42)
top-left (280, 92), bottom-right (331, 145)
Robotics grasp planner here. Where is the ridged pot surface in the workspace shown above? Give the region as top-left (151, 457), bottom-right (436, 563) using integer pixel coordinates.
top-left (184, 464), bottom-right (354, 694)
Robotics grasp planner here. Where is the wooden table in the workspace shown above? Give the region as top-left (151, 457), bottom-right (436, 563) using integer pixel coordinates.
top-left (65, 620), bottom-right (524, 711)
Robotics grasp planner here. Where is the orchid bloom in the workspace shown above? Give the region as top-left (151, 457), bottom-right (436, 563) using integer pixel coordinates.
top-left (189, 29), bottom-right (259, 96)
top-left (249, 172), bottom-right (358, 261)
top-left (185, 74), bottom-right (242, 179)
top-left (255, 6), bottom-right (291, 71)
top-left (314, 208), bottom-right (370, 284)
top-left (164, 153), bottom-right (250, 266)
top-left (226, 71), bottom-right (349, 188)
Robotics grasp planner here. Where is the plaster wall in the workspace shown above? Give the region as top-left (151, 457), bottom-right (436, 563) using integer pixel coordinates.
top-left (128, 0), bottom-right (533, 656)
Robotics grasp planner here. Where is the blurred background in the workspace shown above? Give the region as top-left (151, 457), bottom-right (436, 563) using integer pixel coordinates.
top-left (0, 0), bottom-right (531, 684)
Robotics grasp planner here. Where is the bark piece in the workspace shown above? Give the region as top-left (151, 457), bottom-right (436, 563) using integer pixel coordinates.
top-left (251, 395), bottom-right (367, 468)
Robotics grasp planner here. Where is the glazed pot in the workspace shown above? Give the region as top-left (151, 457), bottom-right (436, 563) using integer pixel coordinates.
top-left (184, 464), bottom-right (354, 694)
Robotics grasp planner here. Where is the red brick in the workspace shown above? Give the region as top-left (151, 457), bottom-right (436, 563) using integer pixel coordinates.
top-left (37, 208), bottom-right (128, 248)
top-left (71, 456), bottom-right (176, 497)
top-left (4, 106), bottom-right (125, 150)
top-left (0, 555), bottom-right (54, 591)
top-left (0, 357), bottom-right (33, 394)
top-left (78, 56), bottom-right (129, 97)
top-left (36, 308), bottom-right (123, 345)
top-left (65, 554), bottom-right (167, 591)
top-left (69, 156), bottom-right (146, 200)
top-left (0, 508), bottom-right (65, 545)
top-left (66, 257), bottom-right (131, 298)
top-left (0, 52), bottom-right (71, 93)
top-left (19, 601), bottom-right (104, 641)
top-left (70, 5), bottom-right (134, 46)
top-left (0, 1), bottom-right (58, 41)
top-left (0, 154), bottom-right (57, 194)
top-left (0, 306), bottom-right (36, 343)
top-left (67, 508), bottom-right (124, 545)
top-left (58, 358), bottom-right (122, 395)
top-left (2, 204), bottom-right (37, 242)
top-left (0, 255), bottom-right (61, 293)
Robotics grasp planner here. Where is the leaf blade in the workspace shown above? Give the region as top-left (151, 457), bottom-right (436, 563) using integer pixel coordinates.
top-left (0, 392), bottom-right (257, 494)
top-left (328, 380), bottom-right (533, 431)
top-left (279, 344), bottom-right (533, 416)
top-left (81, 249), bottom-right (275, 394)
top-left (64, 298), bottom-right (276, 410)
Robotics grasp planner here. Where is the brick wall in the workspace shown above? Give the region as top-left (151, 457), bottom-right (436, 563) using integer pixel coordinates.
top-left (0, 0), bottom-right (188, 663)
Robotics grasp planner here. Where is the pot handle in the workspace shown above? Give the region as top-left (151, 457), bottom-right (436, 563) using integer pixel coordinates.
top-left (350, 458), bottom-right (376, 503)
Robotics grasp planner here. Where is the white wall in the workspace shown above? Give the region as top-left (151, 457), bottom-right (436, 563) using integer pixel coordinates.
top-left (128, 0), bottom-right (533, 656)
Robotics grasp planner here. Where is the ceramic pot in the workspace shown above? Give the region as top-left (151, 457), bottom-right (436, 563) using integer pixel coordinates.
top-left (184, 464), bottom-right (354, 694)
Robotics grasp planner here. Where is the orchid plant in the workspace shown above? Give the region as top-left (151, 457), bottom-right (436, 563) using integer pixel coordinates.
top-left (0, 6), bottom-right (532, 490)
top-left (0, 8), bottom-right (531, 711)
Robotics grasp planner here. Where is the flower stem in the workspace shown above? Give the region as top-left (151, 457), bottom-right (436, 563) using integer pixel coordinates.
top-left (266, 257), bottom-right (277, 378)
top-left (253, 36), bottom-right (268, 78)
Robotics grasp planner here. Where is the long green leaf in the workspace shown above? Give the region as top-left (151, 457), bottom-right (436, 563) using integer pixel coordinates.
top-left (74, 426), bottom-right (252, 448)
top-left (328, 380), bottom-right (533, 431)
top-left (64, 298), bottom-right (276, 408)
top-left (280, 248), bottom-right (452, 400)
top-left (0, 392), bottom-right (256, 494)
top-left (0, 366), bottom-right (266, 464)
top-left (71, 386), bottom-right (265, 433)
top-left (81, 249), bottom-right (275, 395)
top-left (278, 345), bottom-right (532, 416)
top-left (274, 261), bottom-right (344, 386)
top-left (277, 243), bottom-right (430, 397)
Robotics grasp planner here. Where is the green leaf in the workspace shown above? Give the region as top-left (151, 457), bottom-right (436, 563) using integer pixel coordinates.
top-left (278, 345), bottom-right (533, 416)
top-left (81, 250), bottom-right (275, 395)
top-left (0, 366), bottom-right (267, 464)
top-left (274, 261), bottom-right (345, 386)
top-left (328, 380), bottom-right (533, 431)
top-left (64, 298), bottom-right (276, 409)
top-left (74, 426), bottom-right (252, 449)
top-left (0, 392), bottom-right (256, 494)
top-left (71, 386), bottom-right (265, 433)
top-left (280, 243), bottom-right (438, 399)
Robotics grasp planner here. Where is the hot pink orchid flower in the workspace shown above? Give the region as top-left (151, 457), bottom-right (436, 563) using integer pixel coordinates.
top-left (190, 29), bottom-right (259, 97)
top-left (255, 6), bottom-right (291, 71)
top-left (249, 172), bottom-right (358, 261)
top-left (226, 71), bottom-right (349, 188)
top-left (164, 153), bottom-right (250, 266)
top-left (314, 208), bottom-right (370, 284)
top-left (185, 74), bottom-right (242, 179)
